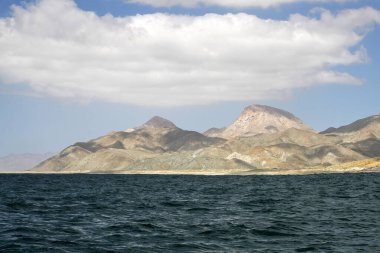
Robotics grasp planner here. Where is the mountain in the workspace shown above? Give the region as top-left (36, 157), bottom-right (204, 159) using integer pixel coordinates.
top-left (34, 117), bottom-right (225, 173)
top-left (321, 114), bottom-right (380, 135)
top-left (205, 104), bottom-right (312, 139)
top-left (0, 153), bottom-right (54, 172)
top-left (321, 114), bottom-right (380, 140)
top-left (31, 106), bottom-right (379, 174)
top-left (321, 114), bottom-right (380, 157)
top-left (219, 127), bottom-right (365, 169)
top-left (142, 116), bottom-right (177, 129)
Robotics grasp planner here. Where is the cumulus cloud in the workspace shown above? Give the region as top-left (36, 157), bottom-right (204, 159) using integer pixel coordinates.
top-left (0, 0), bottom-right (379, 106)
top-left (127, 0), bottom-right (354, 8)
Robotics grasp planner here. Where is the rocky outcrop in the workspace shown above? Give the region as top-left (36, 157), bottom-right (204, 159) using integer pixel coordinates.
top-left (203, 127), bottom-right (225, 138)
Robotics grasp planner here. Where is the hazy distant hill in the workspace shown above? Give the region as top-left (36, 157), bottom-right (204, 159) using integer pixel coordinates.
top-left (32, 105), bottom-right (379, 174)
top-left (0, 153), bottom-right (55, 172)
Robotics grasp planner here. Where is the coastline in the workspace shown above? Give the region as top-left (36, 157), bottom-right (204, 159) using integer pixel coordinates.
top-left (2, 158), bottom-right (380, 175)
top-left (1, 167), bottom-right (379, 176)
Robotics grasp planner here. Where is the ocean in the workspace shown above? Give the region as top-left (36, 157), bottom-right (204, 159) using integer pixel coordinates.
top-left (0, 174), bottom-right (379, 252)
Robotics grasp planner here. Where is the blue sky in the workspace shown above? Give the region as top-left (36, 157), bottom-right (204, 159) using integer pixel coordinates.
top-left (0, 0), bottom-right (379, 156)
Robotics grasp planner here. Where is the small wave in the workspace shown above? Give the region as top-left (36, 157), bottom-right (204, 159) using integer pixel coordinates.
top-left (161, 201), bottom-right (186, 207)
top-left (250, 228), bottom-right (296, 237)
top-left (296, 246), bottom-right (317, 252)
top-left (186, 207), bottom-right (211, 212)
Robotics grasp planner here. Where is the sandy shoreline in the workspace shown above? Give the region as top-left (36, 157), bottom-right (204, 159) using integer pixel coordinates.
top-left (1, 167), bottom-right (379, 175)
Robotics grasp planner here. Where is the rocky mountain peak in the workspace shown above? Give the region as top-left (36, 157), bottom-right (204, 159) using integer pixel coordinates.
top-left (208, 104), bottom-right (312, 139)
top-left (244, 104), bottom-right (298, 121)
top-left (142, 116), bottom-right (177, 129)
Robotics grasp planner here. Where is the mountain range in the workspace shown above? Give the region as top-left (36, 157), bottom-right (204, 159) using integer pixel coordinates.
top-left (0, 153), bottom-right (55, 172)
top-left (32, 104), bottom-right (380, 174)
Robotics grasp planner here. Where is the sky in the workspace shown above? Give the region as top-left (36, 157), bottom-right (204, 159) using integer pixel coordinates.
top-left (0, 0), bottom-right (379, 156)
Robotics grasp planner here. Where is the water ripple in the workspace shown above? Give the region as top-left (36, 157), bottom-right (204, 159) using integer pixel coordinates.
top-left (0, 173), bottom-right (379, 252)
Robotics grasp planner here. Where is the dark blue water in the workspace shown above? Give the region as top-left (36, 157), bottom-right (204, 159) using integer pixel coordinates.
top-left (0, 174), bottom-right (379, 252)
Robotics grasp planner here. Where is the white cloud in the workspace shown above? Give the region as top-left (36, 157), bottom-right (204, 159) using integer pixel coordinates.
top-left (127, 0), bottom-right (354, 8)
top-left (0, 0), bottom-right (379, 106)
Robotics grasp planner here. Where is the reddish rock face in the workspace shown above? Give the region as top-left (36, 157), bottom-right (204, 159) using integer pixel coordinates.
top-left (206, 104), bottom-right (313, 139)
